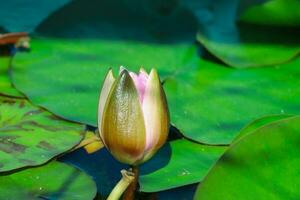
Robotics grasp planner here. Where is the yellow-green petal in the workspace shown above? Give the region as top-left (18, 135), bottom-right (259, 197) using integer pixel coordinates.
top-left (98, 69), bottom-right (115, 141)
top-left (102, 70), bottom-right (146, 165)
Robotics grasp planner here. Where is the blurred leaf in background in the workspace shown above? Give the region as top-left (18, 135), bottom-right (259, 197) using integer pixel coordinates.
top-left (197, 24), bottom-right (300, 68)
top-left (194, 0), bottom-right (300, 68)
top-left (240, 0), bottom-right (300, 27)
top-left (34, 0), bottom-right (197, 42)
top-left (0, 0), bottom-right (70, 32)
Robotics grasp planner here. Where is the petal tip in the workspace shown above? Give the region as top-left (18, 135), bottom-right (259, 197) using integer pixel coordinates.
top-left (119, 66), bottom-right (128, 74)
top-left (107, 68), bottom-right (115, 79)
top-left (140, 67), bottom-right (148, 75)
top-left (149, 68), bottom-right (160, 83)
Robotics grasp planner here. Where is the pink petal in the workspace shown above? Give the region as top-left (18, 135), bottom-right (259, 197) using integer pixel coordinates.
top-left (129, 69), bottom-right (148, 103)
top-left (142, 69), bottom-right (169, 153)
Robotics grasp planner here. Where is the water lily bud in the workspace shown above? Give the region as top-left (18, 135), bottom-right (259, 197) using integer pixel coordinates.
top-left (98, 67), bottom-right (170, 165)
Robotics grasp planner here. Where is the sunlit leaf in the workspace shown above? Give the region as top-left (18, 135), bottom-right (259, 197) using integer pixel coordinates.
top-left (12, 38), bottom-right (197, 126)
top-left (0, 96), bottom-right (84, 172)
top-left (233, 114), bottom-right (293, 142)
top-left (164, 58), bottom-right (300, 144)
top-left (195, 116), bottom-right (300, 200)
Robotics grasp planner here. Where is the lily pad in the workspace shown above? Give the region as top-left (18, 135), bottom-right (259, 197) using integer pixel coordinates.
top-left (194, 115), bottom-right (300, 200)
top-left (240, 0), bottom-right (300, 27)
top-left (12, 38), bottom-right (197, 126)
top-left (197, 23), bottom-right (300, 68)
top-left (164, 58), bottom-right (300, 144)
top-left (139, 139), bottom-right (226, 192)
top-left (0, 96), bottom-right (84, 172)
top-left (0, 57), bottom-right (23, 97)
top-left (233, 114), bottom-right (293, 142)
top-left (0, 161), bottom-right (97, 200)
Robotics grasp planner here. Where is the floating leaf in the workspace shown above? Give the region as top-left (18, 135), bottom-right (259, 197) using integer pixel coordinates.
top-left (233, 114), bottom-right (293, 142)
top-left (0, 96), bottom-right (84, 172)
top-left (0, 57), bottom-right (23, 97)
top-left (12, 38), bottom-right (197, 126)
top-left (164, 58), bottom-right (300, 144)
top-left (194, 116), bottom-right (300, 200)
top-left (139, 139), bottom-right (226, 192)
top-left (240, 0), bottom-right (300, 27)
top-left (197, 23), bottom-right (300, 68)
top-left (0, 161), bottom-right (97, 200)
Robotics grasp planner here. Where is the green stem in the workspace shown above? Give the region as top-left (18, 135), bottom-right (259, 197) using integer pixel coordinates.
top-left (107, 170), bottom-right (135, 200)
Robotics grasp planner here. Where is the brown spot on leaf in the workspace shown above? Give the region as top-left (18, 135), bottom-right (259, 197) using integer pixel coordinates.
top-left (0, 136), bottom-right (26, 154)
top-left (19, 101), bottom-right (25, 108)
top-left (37, 141), bottom-right (55, 151)
top-left (0, 138), bottom-right (26, 154)
top-left (0, 135), bottom-right (20, 140)
top-left (23, 109), bottom-right (43, 117)
top-left (19, 159), bottom-right (35, 165)
top-left (2, 99), bottom-right (16, 105)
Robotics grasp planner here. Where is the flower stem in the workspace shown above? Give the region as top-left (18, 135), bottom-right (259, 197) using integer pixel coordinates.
top-left (107, 169), bottom-right (135, 200)
top-left (123, 166), bottom-right (139, 200)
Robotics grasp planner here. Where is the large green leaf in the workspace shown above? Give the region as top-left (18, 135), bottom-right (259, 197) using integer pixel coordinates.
top-left (139, 139), bottom-right (226, 192)
top-left (194, 115), bottom-right (300, 200)
top-left (197, 23), bottom-right (300, 68)
top-left (0, 57), bottom-right (23, 97)
top-left (12, 38), bottom-right (197, 126)
top-left (240, 0), bottom-right (300, 27)
top-left (0, 96), bottom-right (84, 172)
top-left (0, 161), bottom-right (97, 200)
top-left (164, 58), bottom-right (300, 144)
top-left (233, 114), bottom-right (293, 142)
